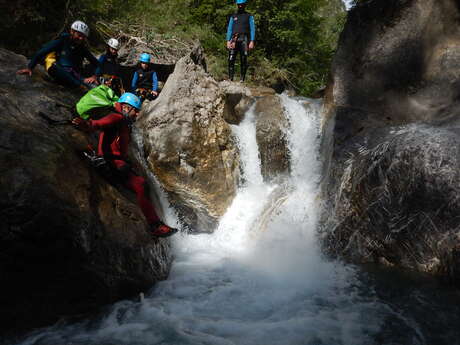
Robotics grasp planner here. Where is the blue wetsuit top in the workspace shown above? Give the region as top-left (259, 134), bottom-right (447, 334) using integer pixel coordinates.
top-left (28, 33), bottom-right (99, 73)
top-left (226, 13), bottom-right (256, 41)
top-left (131, 68), bottom-right (158, 92)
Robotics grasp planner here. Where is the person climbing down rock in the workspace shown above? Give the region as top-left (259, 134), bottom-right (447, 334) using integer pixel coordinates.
top-left (75, 75), bottom-right (123, 121)
top-left (72, 92), bottom-right (178, 238)
top-left (96, 38), bottom-right (122, 86)
top-left (226, 0), bottom-right (256, 82)
top-left (16, 20), bottom-right (99, 90)
top-left (131, 53), bottom-right (159, 101)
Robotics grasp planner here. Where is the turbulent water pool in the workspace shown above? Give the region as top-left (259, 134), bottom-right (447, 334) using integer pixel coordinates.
top-left (8, 95), bottom-right (460, 345)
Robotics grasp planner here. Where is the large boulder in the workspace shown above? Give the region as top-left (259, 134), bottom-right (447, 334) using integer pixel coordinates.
top-left (254, 95), bottom-right (290, 182)
top-left (138, 46), bottom-right (240, 232)
top-left (0, 48), bottom-right (171, 335)
top-left (321, 0), bottom-right (460, 285)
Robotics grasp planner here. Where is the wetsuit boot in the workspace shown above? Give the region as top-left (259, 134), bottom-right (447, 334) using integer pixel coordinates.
top-left (240, 54), bottom-right (248, 82)
top-left (151, 221), bottom-right (178, 238)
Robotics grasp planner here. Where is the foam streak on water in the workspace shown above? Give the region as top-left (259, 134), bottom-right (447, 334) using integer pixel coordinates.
top-left (17, 95), bottom-right (392, 345)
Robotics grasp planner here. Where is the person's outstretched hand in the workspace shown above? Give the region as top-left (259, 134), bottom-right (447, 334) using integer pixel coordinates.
top-left (72, 117), bottom-right (90, 132)
top-left (84, 75), bottom-right (97, 84)
top-left (17, 68), bottom-right (32, 76)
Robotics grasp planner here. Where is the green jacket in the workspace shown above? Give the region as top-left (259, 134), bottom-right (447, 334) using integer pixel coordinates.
top-left (76, 85), bottom-right (119, 120)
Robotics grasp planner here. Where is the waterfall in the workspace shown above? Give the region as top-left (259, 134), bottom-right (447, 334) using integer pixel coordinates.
top-left (15, 95), bottom-right (435, 345)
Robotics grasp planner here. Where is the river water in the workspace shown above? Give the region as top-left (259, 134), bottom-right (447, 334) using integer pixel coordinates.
top-left (10, 95), bottom-right (460, 345)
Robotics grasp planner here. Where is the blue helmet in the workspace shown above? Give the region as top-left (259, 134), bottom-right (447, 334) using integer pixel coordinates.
top-left (236, 0), bottom-right (247, 4)
top-left (139, 53), bottom-right (151, 63)
top-left (118, 92), bottom-right (142, 110)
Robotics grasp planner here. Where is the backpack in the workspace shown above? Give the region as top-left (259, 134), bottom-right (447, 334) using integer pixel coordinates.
top-left (76, 84), bottom-right (119, 120)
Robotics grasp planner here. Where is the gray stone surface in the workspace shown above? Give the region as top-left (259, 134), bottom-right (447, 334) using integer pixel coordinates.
top-left (254, 95), bottom-right (290, 182)
top-left (138, 47), bottom-right (240, 232)
top-left (0, 48), bottom-right (171, 335)
top-left (322, 0), bottom-right (460, 285)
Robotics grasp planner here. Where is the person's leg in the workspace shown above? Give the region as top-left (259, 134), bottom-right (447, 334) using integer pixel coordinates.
top-left (124, 170), bottom-right (178, 237)
top-left (228, 48), bottom-right (237, 81)
top-left (239, 38), bottom-right (249, 82)
top-left (48, 64), bottom-right (91, 89)
top-left (125, 173), bottom-right (160, 225)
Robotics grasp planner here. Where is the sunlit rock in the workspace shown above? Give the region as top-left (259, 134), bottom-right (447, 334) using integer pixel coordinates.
top-left (138, 46), bottom-right (240, 232)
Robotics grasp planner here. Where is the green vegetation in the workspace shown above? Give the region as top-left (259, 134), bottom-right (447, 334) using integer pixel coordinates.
top-left (1, 0), bottom-right (346, 95)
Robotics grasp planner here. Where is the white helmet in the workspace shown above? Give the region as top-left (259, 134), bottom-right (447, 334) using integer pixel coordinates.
top-left (107, 38), bottom-right (120, 50)
top-left (71, 20), bottom-right (90, 37)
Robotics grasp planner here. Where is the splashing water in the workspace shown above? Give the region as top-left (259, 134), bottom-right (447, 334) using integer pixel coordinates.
top-left (15, 95), bottom-right (459, 345)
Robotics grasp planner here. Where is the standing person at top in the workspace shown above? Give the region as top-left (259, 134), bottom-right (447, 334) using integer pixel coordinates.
top-left (72, 93), bottom-right (178, 238)
top-left (95, 38), bottom-right (122, 85)
top-left (131, 53), bottom-right (159, 101)
top-left (226, 0), bottom-right (256, 82)
top-left (17, 20), bottom-right (99, 90)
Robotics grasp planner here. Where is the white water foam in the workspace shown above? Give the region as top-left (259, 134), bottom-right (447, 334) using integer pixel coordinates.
top-left (17, 95), bottom-right (389, 345)
top-left (342, 0), bottom-right (354, 10)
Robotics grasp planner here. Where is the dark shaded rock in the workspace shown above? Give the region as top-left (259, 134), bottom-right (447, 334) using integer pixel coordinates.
top-left (223, 92), bottom-right (253, 125)
top-left (321, 0), bottom-right (460, 285)
top-left (323, 125), bottom-right (460, 272)
top-left (0, 48), bottom-right (171, 336)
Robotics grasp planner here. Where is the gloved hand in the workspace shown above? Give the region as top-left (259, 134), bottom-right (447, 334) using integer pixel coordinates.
top-left (84, 75), bottom-right (97, 84)
top-left (72, 117), bottom-right (90, 132)
top-left (17, 68), bottom-right (33, 76)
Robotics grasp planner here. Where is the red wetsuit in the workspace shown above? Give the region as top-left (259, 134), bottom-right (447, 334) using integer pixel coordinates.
top-left (88, 103), bottom-right (160, 225)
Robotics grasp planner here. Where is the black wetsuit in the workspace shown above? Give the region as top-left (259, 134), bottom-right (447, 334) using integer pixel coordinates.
top-left (226, 10), bottom-right (256, 81)
top-left (96, 52), bottom-right (120, 79)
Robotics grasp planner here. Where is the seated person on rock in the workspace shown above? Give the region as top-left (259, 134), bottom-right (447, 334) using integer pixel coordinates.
top-left (72, 93), bottom-right (178, 238)
top-left (75, 75), bottom-right (123, 121)
top-left (96, 38), bottom-right (123, 88)
top-left (17, 20), bottom-right (99, 90)
top-left (131, 53), bottom-right (159, 101)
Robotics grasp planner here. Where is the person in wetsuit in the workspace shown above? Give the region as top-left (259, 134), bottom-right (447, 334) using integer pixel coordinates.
top-left (226, 0), bottom-right (256, 82)
top-left (17, 21), bottom-right (99, 90)
top-left (72, 92), bottom-right (178, 238)
top-left (131, 53), bottom-right (159, 101)
top-left (96, 38), bottom-right (122, 85)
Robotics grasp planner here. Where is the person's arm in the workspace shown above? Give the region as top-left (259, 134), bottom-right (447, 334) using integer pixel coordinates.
top-left (83, 48), bottom-right (100, 84)
top-left (131, 71), bottom-right (139, 91)
top-left (21, 38), bottom-right (62, 73)
top-left (95, 55), bottom-right (106, 77)
top-left (88, 113), bottom-right (123, 130)
top-left (226, 17), bottom-right (234, 41)
top-left (84, 47), bottom-right (100, 73)
top-left (72, 112), bottom-right (123, 131)
top-left (152, 71), bottom-right (158, 92)
top-left (249, 16), bottom-right (256, 42)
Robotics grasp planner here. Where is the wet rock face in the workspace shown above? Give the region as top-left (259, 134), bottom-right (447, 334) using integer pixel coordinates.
top-left (324, 126), bottom-right (460, 273)
top-left (138, 47), bottom-right (240, 232)
top-left (0, 48), bottom-right (171, 335)
top-left (332, 0), bottom-right (460, 126)
top-left (254, 95), bottom-right (290, 181)
top-left (322, 0), bottom-right (460, 284)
